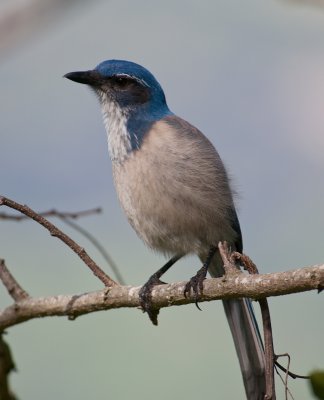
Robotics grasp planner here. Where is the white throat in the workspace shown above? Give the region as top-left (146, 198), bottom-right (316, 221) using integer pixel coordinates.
top-left (100, 99), bottom-right (132, 163)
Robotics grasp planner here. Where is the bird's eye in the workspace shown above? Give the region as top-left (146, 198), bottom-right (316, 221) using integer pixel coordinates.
top-left (112, 76), bottom-right (133, 89)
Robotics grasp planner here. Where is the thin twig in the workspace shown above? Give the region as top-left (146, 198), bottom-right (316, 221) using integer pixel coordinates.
top-left (275, 368), bottom-right (295, 400)
top-left (218, 242), bottom-right (240, 275)
top-left (0, 196), bottom-right (118, 288)
top-left (276, 353), bottom-right (291, 400)
top-left (259, 298), bottom-right (276, 399)
top-left (274, 354), bottom-right (310, 400)
top-left (58, 216), bottom-right (125, 285)
top-left (232, 252), bottom-right (259, 274)
top-left (0, 207), bottom-right (102, 221)
top-left (0, 259), bottom-right (29, 301)
top-left (237, 254), bottom-right (276, 400)
top-left (1, 205), bottom-right (125, 285)
top-left (274, 360), bottom-right (309, 380)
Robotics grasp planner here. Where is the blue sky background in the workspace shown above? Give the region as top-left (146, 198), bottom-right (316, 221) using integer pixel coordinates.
top-left (1, 0), bottom-right (324, 398)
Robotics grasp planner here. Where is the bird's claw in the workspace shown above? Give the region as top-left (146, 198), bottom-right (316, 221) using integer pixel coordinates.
top-left (184, 264), bottom-right (208, 310)
top-left (139, 275), bottom-right (166, 325)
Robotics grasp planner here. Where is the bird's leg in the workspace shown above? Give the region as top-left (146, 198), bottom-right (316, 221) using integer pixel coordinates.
top-left (139, 254), bottom-right (182, 325)
top-left (184, 245), bottom-right (217, 309)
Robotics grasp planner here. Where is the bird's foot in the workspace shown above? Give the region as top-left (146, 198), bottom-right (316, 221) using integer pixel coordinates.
top-left (139, 274), bottom-right (167, 326)
top-left (184, 264), bottom-right (209, 310)
top-left (138, 255), bottom-right (182, 325)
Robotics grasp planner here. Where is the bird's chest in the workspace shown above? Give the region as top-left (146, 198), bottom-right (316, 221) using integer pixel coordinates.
top-left (111, 144), bottom-right (216, 255)
top-left (112, 151), bottom-right (163, 239)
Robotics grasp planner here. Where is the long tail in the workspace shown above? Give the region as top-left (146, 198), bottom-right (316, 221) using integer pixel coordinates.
top-left (209, 256), bottom-right (266, 400)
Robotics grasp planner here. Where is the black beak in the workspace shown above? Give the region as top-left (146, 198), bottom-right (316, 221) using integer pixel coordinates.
top-left (64, 70), bottom-right (103, 86)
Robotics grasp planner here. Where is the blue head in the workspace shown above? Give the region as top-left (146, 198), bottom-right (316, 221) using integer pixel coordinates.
top-left (95, 60), bottom-right (168, 109)
top-left (65, 60), bottom-right (172, 159)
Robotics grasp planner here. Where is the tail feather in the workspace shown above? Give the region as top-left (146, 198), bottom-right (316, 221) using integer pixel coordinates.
top-left (223, 298), bottom-right (266, 399)
top-left (209, 257), bottom-right (266, 400)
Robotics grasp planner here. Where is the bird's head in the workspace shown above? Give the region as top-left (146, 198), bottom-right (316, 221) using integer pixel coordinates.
top-left (65, 60), bottom-right (172, 161)
top-left (65, 59), bottom-right (168, 114)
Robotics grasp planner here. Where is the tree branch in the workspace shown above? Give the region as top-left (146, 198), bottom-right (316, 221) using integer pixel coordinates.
top-left (0, 264), bottom-right (322, 331)
top-left (0, 207), bottom-right (102, 221)
top-left (57, 215), bottom-right (125, 285)
top-left (0, 196), bottom-right (118, 288)
top-left (0, 204), bottom-right (125, 284)
top-left (0, 260), bottom-right (29, 302)
top-left (260, 298), bottom-right (276, 400)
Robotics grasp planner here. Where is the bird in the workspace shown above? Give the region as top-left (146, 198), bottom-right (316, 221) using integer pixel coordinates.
top-left (65, 59), bottom-right (266, 399)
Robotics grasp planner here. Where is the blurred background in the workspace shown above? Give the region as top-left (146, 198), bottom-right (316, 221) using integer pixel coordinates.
top-left (1, 0), bottom-right (324, 398)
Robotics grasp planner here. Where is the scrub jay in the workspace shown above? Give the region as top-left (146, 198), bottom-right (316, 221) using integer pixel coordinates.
top-left (65, 60), bottom-right (265, 399)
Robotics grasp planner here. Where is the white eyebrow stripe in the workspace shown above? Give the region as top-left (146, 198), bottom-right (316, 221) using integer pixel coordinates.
top-left (114, 73), bottom-right (132, 79)
top-left (114, 73), bottom-right (150, 88)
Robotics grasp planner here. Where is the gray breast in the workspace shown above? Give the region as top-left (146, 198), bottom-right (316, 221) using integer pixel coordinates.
top-left (111, 116), bottom-right (239, 257)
